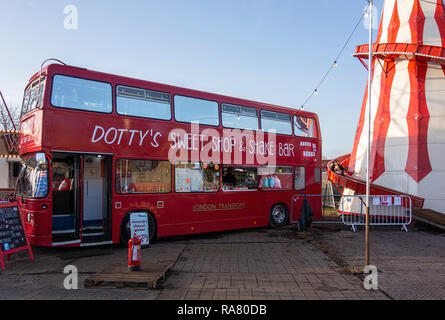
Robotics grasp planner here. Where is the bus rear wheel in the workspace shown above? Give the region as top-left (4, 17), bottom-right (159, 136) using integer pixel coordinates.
top-left (269, 203), bottom-right (289, 228)
top-left (119, 212), bottom-right (156, 245)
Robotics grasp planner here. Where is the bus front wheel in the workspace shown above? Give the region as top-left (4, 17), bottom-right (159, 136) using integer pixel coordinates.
top-left (269, 203), bottom-right (289, 229)
top-left (119, 212), bottom-right (156, 245)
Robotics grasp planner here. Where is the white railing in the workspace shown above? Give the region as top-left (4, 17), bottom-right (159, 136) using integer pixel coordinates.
top-left (339, 195), bottom-right (412, 232)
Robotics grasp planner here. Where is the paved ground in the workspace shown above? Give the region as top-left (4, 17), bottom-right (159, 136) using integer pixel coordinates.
top-left (0, 223), bottom-right (443, 300)
top-left (314, 223), bottom-right (445, 300)
top-left (157, 229), bottom-right (384, 300)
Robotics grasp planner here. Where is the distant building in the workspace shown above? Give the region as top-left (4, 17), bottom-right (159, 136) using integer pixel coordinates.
top-left (0, 157), bottom-right (21, 190)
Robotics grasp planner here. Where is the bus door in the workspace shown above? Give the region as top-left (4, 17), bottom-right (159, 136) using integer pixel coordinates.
top-left (291, 166), bottom-right (322, 223)
top-left (82, 155), bottom-right (112, 242)
top-left (305, 166), bottom-right (322, 220)
top-left (290, 166), bottom-right (306, 224)
top-left (51, 153), bottom-right (81, 243)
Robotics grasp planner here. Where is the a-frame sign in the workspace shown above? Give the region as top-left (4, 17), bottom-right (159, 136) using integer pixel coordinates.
top-left (0, 202), bottom-right (34, 271)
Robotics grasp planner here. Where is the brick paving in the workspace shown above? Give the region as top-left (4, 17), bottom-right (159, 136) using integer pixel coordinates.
top-left (315, 225), bottom-right (445, 300)
top-left (3, 225), bottom-right (441, 300)
top-left (154, 228), bottom-right (385, 300)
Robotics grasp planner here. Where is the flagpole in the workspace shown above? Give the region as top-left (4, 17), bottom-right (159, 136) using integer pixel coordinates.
top-left (365, 0), bottom-right (373, 267)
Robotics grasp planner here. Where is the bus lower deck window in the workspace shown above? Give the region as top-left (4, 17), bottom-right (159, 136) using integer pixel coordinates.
top-left (295, 167), bottom-right (306, 191)
top-left (174, 162), bottom-right (219, 193)
top-left (116, 159), bottom-right (171, 194)
top-left (222, 166), bottom-right (258, 191)
top-left (258, 166), bottom-right (293, 190)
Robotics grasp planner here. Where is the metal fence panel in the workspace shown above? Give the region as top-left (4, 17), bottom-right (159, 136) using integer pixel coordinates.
top-left (339, 195), bottom-right (412, 232)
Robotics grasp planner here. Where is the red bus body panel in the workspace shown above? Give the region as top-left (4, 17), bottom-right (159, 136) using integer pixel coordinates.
top-left (19, 64), bottom-right (322, 247)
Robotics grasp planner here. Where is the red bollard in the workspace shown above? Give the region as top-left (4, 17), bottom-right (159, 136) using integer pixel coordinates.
top-left (128, 236), bottom-right (142, 271)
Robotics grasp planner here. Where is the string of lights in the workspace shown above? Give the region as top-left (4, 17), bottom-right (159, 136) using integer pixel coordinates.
top-left (300, 0), bottom-right (445, 110)
top-left (300, 3), bottom-right (371, 110)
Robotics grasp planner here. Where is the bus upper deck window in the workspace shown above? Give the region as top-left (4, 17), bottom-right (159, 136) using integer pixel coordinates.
top-left (260, 110), bottom-right (292, 135)
top-left (174, 95), bottom-right (219, 126)
top-left (51, 75), bottom-right (112, 113)
top-left (21, 77), bottom-right (46, 116)
top-left (294, 115), bottom-right (317, 138)
top-left (222, 103), bottom-right (259, 131)
top-left (116, 85), bottom-right (171, 120)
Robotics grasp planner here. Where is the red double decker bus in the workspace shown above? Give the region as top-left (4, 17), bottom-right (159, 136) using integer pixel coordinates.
top-left (16, 62), bottom-right (322, 247)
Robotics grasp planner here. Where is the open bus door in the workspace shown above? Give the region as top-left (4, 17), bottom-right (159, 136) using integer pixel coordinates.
top-left (51, 153), bottom-right (112, 245)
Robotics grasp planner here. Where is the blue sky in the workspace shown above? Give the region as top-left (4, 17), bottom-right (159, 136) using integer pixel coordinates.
top-left (0, 0), bottom-right (383, 158)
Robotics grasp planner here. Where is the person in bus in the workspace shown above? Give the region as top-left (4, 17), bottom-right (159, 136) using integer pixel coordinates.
top-left (58, 170), bottom-right (72, 191)
top-left (259, 175), bottom-right (270, 188)
top-left (223, 167), bottom-right (236, 186)
top-left (295, 116), bottom-right (309, 135)
top-left (272, 174), bottom-right (281, 189)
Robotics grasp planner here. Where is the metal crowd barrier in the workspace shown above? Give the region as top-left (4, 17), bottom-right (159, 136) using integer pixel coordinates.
top-left (339, 195), bottom-right (412, 232)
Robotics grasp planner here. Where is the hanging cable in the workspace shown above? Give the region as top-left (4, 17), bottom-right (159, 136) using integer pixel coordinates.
top-left (300, 0), bottom-right (444, 110)
top-left (300, 5), bottom-right (369, 109)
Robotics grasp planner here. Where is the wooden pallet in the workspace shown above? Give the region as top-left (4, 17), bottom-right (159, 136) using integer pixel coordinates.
top-left (84, 260), bottom-right (175, 289)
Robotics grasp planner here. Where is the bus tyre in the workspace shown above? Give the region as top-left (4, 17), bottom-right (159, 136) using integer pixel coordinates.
top-left (119, 212), bottom-right (156, 245)
top-left (269, 203), bottom-right (289, 229)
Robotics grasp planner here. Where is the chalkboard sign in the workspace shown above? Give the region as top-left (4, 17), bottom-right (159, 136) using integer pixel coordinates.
top-left (0, 206), bottom-right (27, 251)
top-left (0, 203), bottom-right (33, 271)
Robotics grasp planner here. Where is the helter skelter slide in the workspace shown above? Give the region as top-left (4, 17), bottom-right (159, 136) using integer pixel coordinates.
top-left (327, 0), bottom-right (445, 225)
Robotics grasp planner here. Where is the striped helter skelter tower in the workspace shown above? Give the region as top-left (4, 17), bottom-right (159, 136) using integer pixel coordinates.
top-left (347, 0), bottom-right (445, 214)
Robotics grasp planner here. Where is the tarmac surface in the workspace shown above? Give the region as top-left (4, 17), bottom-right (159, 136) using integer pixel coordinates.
top-left (0, 223), bottom-right (443, 300)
